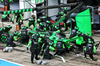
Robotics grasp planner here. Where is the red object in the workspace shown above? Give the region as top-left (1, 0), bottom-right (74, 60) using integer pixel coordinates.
top-left (92, 31), bottom-right (94, 33)
top-left (0, 7), bottom-right (4, 10)
top-left (60, 23), bottom-right (64, 25)
top-left (0, 47), bottom-right (2, 50)
top-left (92, 31), bottom-right (98, 33)
top-left (94, 31), bottom-right (98, 33)
top-left (5, 6), bottom-right (8, 11)
top-left (17, 38), bottom-right (19, 40)
top-left (50, 20), bottom-right (56, 23)
top-left (50, 20), bottom-right (64, 25)
top-left (16, 25), bottom-right (19, 31)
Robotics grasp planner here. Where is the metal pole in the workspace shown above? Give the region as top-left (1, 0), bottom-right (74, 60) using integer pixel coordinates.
top-left (0, 2), bottom-right (78, 14)
top-left (53, 2), bottom-right (83, 27)
top-left (38, 2), bottom-right (78, 10)
top-left (44, 0), bottom-right (48, 16)
top-left (58, 2), bottom-right (83, 21)
top-left (87, 6), bottom-right (94, 24)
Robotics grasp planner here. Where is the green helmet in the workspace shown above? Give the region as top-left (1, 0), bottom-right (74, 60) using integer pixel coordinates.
top-left (13, 31), bottom-right (18, 36)
top-left (55, 26), bottom-right (59, 30)
top-left (74, 26), bottom-right (79, 31)
top-left (29, 18), bottom-right (34, 21)
top-left (0, 28), bottom-right (3, 31)
top-left (7, 25), bottom-right (12, 29)
top-left (42, 16), bottom-right (47, 18)
top-left (9, 0), bottom-right (13, 2)
top-left (2, 15), bottom-right (7, 18)
top-left (40, 23), bottom-right (44, 26)
top-left (64, 8), bottom-right (67, 11)
top-left (88, 38), bottom-right (93, 43)
top-left (86, 33), bottom-right (89, 36)
top-left (63, 8), bottom-right (67, 13)
top-left (37, 19), bottom-right (41, 22)
top-left (1, 0), bottom-right (4, 2)
top-left (21, 26), bottom-right (27, 30)
top-left (46, 20), bottom-right (50, 23)
top-left (59, 12), bottom-right (64, 15)
top-left (32, 33), bottom-right (39, 39)
top-left (88, 40), bottom-right (93, 44)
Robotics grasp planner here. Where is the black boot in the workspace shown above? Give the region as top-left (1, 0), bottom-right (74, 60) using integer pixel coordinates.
top-left (43, 53), bottom-right (53, 59)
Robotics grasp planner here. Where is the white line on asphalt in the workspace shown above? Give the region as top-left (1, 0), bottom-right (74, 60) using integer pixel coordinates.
top-left (55, 55), bottom-right (66, 63)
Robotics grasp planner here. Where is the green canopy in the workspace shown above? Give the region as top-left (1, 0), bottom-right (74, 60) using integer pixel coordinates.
top-left (75, 9), bottom-right (92, 36)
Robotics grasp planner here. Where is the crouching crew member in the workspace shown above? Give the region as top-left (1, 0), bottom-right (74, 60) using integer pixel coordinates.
top-left (84, 41), bottom-right (97, 61)
top-left (18, 26), bottom-right (29, 44)
top-left (6, 31), bottom-right (18, 47)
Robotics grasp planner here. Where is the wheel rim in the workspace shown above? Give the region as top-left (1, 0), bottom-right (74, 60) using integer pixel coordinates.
top-left (1, 36), bottom-right (7, 42)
